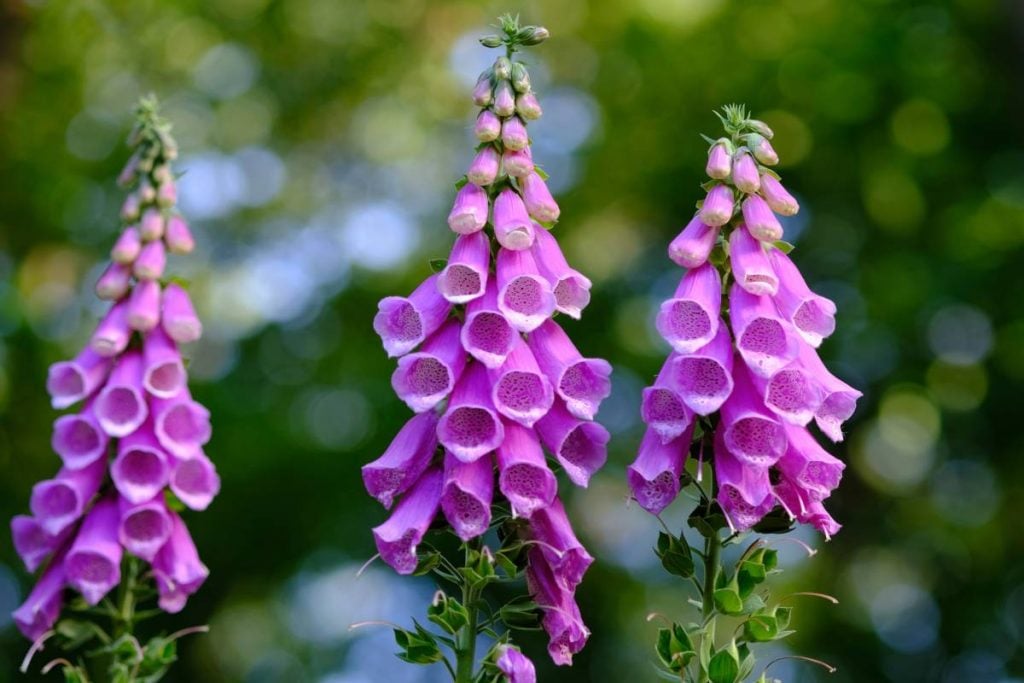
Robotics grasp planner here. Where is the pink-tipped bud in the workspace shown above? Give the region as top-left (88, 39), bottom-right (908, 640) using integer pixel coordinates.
top-left (117, 152), bottom-right (139, 187)
top-left (164, 215), bottom-right (195, 254)
top-left (120, 193), bottom-right (141, 222)
top-left (134, 239), bottom-right (166, 280)
top-left (447, 183), bottom-right (489, 234)
top-left (128, 279), bottom-right (162, 331)
top-left (668, 217), bottom-right (717, 269)
top-left (139, 208), bottom-right (165, 241)
top-left (157, 180), bottom-right (177, 208)
top-left (162, 283), bottom-right (203, 343)
top-left (138, 179), bottom-right (157, 204)
top-left (91, 300), bottom-right (131, 357)
top-left (111, 227), bottom-right (141, 264)
top-left (472, 71), bottom-right (493, 107)
top-left (760, 174), bottom-right (799, 216)
top-left (467, 146), bottom-right (500, 187)
top-left (747, 133), bottom-right (779, 165)
top-left (732, 150), bottom-right (761, 194)
top-left (742, 194), bottom-right (783, 242)
top-left (474, 110), bottom-right (501, 142)
top-left (501, 116), bottom-right (529, 151)
top-left (493, 189), bottom-right (535, 251)
top-left (515, 91), bottom-right (542, 120)
top-left (502, 148), bottom-right (534, 178)
top-left (95, 262), bottom-right (132, 301)
top-left (706, 139), bottom-right (732, 180)
top-left (520, 172), bottom-right (560, 223)
top-left (493, 80), bottom-right (516, 117)
top-left (698, 185), bottom-right (735, 227)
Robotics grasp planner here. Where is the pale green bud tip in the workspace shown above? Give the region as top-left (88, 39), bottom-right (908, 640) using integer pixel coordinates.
top-left (479, 35), bottom-right (503, 48)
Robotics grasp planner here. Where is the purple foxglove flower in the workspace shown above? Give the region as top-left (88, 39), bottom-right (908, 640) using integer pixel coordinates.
top-left (447, 183), bottom-right (489, 235)
top-left (11, 516), bottom-right (68, 573)
top-left (755, 356), bottom-right (821, 426)
top-left (157, 180), bottom-right (177, 207)
top-left (94, 350), bottom-right (149, 437)
top-left (111, 226), bottom-right (142, 264)
top-left (152, 389), bottom-right (212, 458)
top-left (493, 80), bottom-right (516, 117)
top-left (655, 262), bottom-right (721, 354)
top-left (488, 336), bottom-right (554, 427)
top-left (669, 324), bottom-right (735, 416)
top-left (535, 400), bottom-right (609, 487)
top-left (531, 228), bottom-right (590, 319)
top-left (91, 299), bottom-right (132, 357)
top-left (64, 497), bottom-right (123, 605)
top-left (95, 262), bottom-right (132, 300)
top-left (497, 248), bottom-right (556, 332)
top-left (461, 281), bottom-right (518, 369)
top-left (502, 147), bottom-right (534, 178)
top-left (760, 174), bottom-right (799, 216)
top-left (134, 238), bottom-right (166, 280)
top-left (705, 140), bottom-right (732, 180)
top-left (169, 449), bottom-right (221, 511)
top-left (714, 430), bottom-right (775, 532)
top-left (143, 327), bottom-right (187, 399)
top-left (497, 646), bottom-right (537, 683)
top-left (46, 348), bottom-right (112, 409)
top-left (111, 426), bottom-right (171, 503)
top-left (362, 411), bottom-right (439, 508)
top-left (30, 459), bottom-right (105, 536)
top-left (467, 146), bottom-right (501, 187)
top-left (440, 450), bottom-right (493, 541)
top-left (51, 411), bottom-right (108, 470)
top-left (372, 467), bottom-right (443, 575)
top-left (516, 91), bottom-right (542, 120)
top-left (729, 284), bottom-right (798, 376)
top-left (520, 172), bottom-right (560, 223)
top-left (474, 109), bottom-right (501, 142)
top-left (493, 188), bottom-right (536, 251)
top-left (777, 424), bottom-right (844, 501)
top-left (748, 134), bottom-right (778, 165)
top-left (732, 150), bottom-right (761, 193)
top-left (796, 344), bottom-right (862, 442)
top-left (472, 72), bottom-right (493, 107)
top-left (768, 249), bottom-right (836, 347)
top-left (641, 357), bottom-right (693, 444)
top-left (437, 362), bottom-right (505, 462)
top-left (438, 231), bottom-right (489, 303)
top-left (161, 283), bottom-right (203, 344)
top-left (529, 498), bottom-right (593, 589)
top-left (497, 421), bottom-right (557, 517)
top-left (720, 362), bottom-right (786, 467)
top-left (627, 426), bottom-right (691, 515)
top-left (392, 319), bottom-right (467, 412)
top-left (668, 216), bottom-right (718, 269)
top-left (374, 274), bottom-right (452, 358)
top-left (164, 215), bottom-right (195, 254)
top-left (525, 549), bottom-right (588, 665)
top-left (152, 511), bottom-right (209, 612)
top-left (501, 116), bottom-right (529, 150)
top-left (128, 278), bottom-right (162, 331)
top-left (13, 547), bottom-right (66, 641)
top-left (697, 184), bottom-right (735, 227)
top-left (121, 192), bottom-right (141, 222)
top-left (140, 208), bottom-right (165, 241)
top-left (728, 224), bottom-right (778, 296)
top-left (742, 194), bottom-right (783, 242)
top-left (118, 496), bottom-right (173, 562)
top-left (527, 320), bottom-right (611, 421)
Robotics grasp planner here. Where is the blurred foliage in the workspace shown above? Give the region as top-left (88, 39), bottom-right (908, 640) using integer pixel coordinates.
top-left (1, 0), bottom-right (1023, 681)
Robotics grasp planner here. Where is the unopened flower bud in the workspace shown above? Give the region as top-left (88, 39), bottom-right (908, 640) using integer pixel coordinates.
top-left (121, 193), bottom-right (141, 222)
top-left (732, 151), bottom-right (761, 194)
top-left (111, 227), bottom-right (141, 264)
top-left (511, 62), bottom-right (531, 93)
top-left (157, 181), bottom-right (177, 208)
top-left (760, 174), bottom-right (799, 216)
top-left (515, 91), bottom-right (542, 120)
top-left (698, 184), bottom-right (735, 227)
top-left (473, 71), bottom-right (494, 107)
top-left (467, 146), bottom-right (500, 186)
top-left (474, 110), bottom-right (501, 142)
top-left (479, 34), bottom-right (504, 48)
top-left (706, 139), bottom-right (732, 180)
top-left (517, 25), bottom-right (549, 45)
top-left (152, 164), bottom-right (173, 186)
top-left (747, 119), bottom-right (774, 139)
top-left (165, 215), bottom-right (196, 254)
top-left (138, 179), bottom-right (157, 204)
top-left (503, 147), bottom-right (534, 178)
top-left (140, 208), bottom-right (165, 241)
top-left (117, 153), bottom-right (139, 188)
top-left (95, 262), bottom-right (132, 300)
top-left (501, 117), bottom-right (529, 151)
top-left (746, 133), bottom-right (779, 165)
top-left (159, 129), bottom-right (178, 160)
top-left (494, 56), bottom-right (512, 80)
top-left (493, 80), bottom-right (516, 117)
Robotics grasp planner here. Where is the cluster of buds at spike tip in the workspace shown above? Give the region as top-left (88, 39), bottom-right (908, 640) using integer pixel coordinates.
top-left (631, 105), bottom-right (859, 538)
top-left (11, 97), bottom-right (218, 642)
top-left (366, 24), bottom-right (607, 669)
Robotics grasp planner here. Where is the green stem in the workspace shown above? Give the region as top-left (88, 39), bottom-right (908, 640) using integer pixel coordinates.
top-left (114, 556), bottom-right (139, 637)
top-left (455, 544), bottom-right (480, 683)
top-left (702, 534), bottom-right (721, 620)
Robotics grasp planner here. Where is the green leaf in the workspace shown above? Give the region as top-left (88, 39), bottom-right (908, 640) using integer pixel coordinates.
top-left (428, 258), bottom-right (447, 274)
top-left (498, 599), bottom-right (541, 629)
top-left (743, 613), bottom-right (779, 642)
top-left (713, 588), bottom-right (744, 615)
top-left (655, 624), bottom-right (696, 672)
top-left (655, 628), bottom-right (674, 668)
top-left (655, 532), bottom-right (695, 578)
top-left (534, 166), bottom-right (550, 181)
top-left (393, 626), bottom-right (444, 665)
top-left (751, 508), bottom-right (796, 535)
top-left (737, 560), bottom-right (767, 597)
top-left (707, 648), bottom-right (740, 683)
top-left (775, 606), bottom-right (793, 630)
top-left (688, 505), bottom-right (729, 539)
top-left (427, 596), bottom-right (470, 634)
top-left (454, 176), bottom-right (469, 190)
top-left (772, 240), bottom-right (795, 254)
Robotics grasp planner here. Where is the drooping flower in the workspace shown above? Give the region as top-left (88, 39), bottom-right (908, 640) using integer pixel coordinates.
top-left (11, 96), bottom-right (217, 640)
top-left (366, 44), bottom-right (610, 666)
top-left (630, 106), bottom-right (859, 535)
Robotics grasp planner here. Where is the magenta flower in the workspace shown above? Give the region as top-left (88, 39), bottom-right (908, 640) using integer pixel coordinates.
top-left (668, 216), bottom-right (718, 269)
top-left (496, 646), bottom-right (537, 683)
top-left (11, 98), bottom-right (218, 642)
top-left (372, 467), bottom-right (443, 575)
top-left (391, 319), bottom-right (466, 413)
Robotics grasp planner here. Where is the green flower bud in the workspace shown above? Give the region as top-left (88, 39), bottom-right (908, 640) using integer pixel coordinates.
top-left (511, 62), bottom-right (531, 93)
top-left (494, 56), bottom-right (512, 80)
top-left (746, 119), bottom-right (774, 139)
top-left (517, 26), bottom-right (549, 46)
top-left (479, 34), bottom-right (503, 48)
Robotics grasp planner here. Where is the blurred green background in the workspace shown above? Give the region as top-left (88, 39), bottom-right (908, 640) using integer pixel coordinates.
top-left (1, 0), bottom-right (1023, 680)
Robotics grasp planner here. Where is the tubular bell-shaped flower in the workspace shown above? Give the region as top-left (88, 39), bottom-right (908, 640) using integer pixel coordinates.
top-left (364, 19), bottom-right (609, 675)
top-left (11, 97), bottom-right (218, 663)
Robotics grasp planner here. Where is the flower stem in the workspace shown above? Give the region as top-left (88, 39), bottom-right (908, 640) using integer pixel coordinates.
top-left (455, 543), bottom-right (480, 683)
top-left (702, 533), bottom-right (721, 620)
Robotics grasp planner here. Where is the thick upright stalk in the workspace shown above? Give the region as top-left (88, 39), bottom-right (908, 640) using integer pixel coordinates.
top-left (702, 532), bottom-right (721, 620)
top-left (455, 544), bottom-right (480, 683)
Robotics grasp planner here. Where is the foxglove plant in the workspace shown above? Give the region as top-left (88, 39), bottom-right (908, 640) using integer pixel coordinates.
top-left (13, 96), bottom-right (217, 681)
top-left (630, 106), bottom-right (859, 682)
top-left (364, 16), bottom-right (609, 681)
